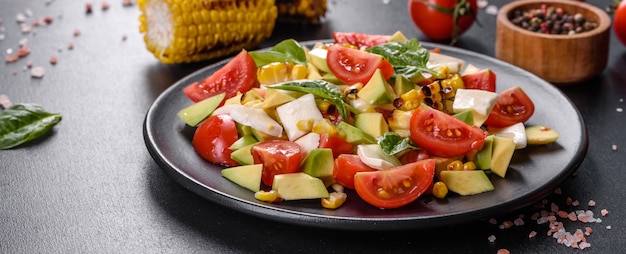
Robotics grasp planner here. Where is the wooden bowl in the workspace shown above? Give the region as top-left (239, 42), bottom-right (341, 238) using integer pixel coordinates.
top-left (495, 0), bottom-right (611, 85)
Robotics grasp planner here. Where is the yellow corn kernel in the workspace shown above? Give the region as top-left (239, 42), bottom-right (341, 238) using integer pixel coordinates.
top-left (432, 181), bottom-right (448, 199)
top-left (463, 161), bottom-right (477, 171)
top-left (254, 190), bottom-right (281, 203)
top-left (291, 64), bottom-right (308, 80)
top-left (447, 160), bottom-right (464, 171)
top-left (138, 0), bottom-right (278, 64)
top-left (397, 89), bottom-right (424, 111)
top-left (276, 0), bottom-right (327, 24)
top-left (321, 192), bottom-right (347, 209)
top-left (440, 74), bottom-right (465, 99)
top-left (432, 65), bottom-right (451, 79)
top-left (312, 119), bottom-right (339, 136)
top-left (296, 119), bottom-right (314, 132)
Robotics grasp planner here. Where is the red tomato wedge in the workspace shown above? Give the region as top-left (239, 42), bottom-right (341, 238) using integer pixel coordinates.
top-left (319, 133), bottom-right (354, 158)
top-left (333, 154), bottom-right (376, 189)
top-left (183, 50), bottom-right (259, 103)
top-left (484, 86), bottom-right (535, 128)
top-left (251, 140), bottom-right (303, 186)
top-left (192, 114), bottom-right (240, 167)
top-left (332, 32), bottom-right (391, 49)
top-left (461, 68), bottom-right (497, 92)
top-left (410, 105), bottom-right (486, 158)
top-left (354, 159), bottom-right (436, 209)
top-left (326, 45), bottom-right (394, 85)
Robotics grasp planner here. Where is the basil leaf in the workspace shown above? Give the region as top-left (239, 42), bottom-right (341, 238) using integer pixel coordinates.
top-left (249, 39), bottom-right (307, 67)
top-left (366, 39), bottom-right (442, 80)
top-left (377, 132), bottom-right (416, 155)
top-left (0, 103), bottom-right (62, 149)
top-left (268, 80), bottom-right (354, 120)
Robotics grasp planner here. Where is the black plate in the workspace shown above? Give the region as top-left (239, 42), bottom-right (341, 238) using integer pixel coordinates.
top-left (143, 41), bottom-right (588, 231)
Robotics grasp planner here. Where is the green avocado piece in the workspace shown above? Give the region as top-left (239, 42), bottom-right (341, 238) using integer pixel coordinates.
top-left (272, 173), bottom-right (330, 200)
top-left (230, 144), bottom-right (256, 165)
top-left (177, 93), bottom-right (226, 126)
top-left (525, 125), bottom-right (559, 145)
top-left (453, 110), bottom-right (475, 127)
top-left (490, 136), bottom-right (516, 178)
top-left (354, 112), bottom-right (389, 138)
top-left (221, 164), bottom-right (263, 192)
top-left (440, 170), bottom-right (495, 196)
top-left (308, 47), bottom-right (330, 73)
top-left (229, 134), bottom-right (258, 151)
top-left (301, 148), bottom-right (335, 185)
top-left (474, 135), bottom-right (494, 170)
top-left (393, 74), bottom-right (415, 96)
top-left (357, 69), bottom-right (395, 105)
top-left (337, 121), bottom-right (376, 144)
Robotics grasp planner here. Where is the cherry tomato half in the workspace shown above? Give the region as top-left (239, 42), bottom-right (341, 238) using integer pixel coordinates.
top-left (192, 114), bottom-right (240, 167)
top-left (408, 0), bottom-right (478, 41)
top-left (251, 140), bottom-right (303, 186)
top-left (326, 45), bottom-right (394, 85)
top-left (333, 154), bottom-right (376, 189)
top-left (354, 159), bottom-right (436, 209)
top-left (614, 0), bottom-right (626, 46)
top-left (332, 32), bottom-right (391, 50)
top-left (484, 86), bottom-right (535, 128)
top-left (183, 50), bottom-right (259, 103)
top-left (410, 105), bottom-right (486, 158)
top-left (319, 133), bottom-right (354, 158)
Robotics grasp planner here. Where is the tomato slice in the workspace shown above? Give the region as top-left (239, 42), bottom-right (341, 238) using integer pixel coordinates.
top-left (183, 50), bottom-right (259, 103)
top-left (484, 86), bottom-right (535, 128)
top-left (354, 159), bottom-right (436, 209)
top-left (410, 105), bottom-right (486, 158)
top-left (461, 68), bottom-right (497, 92)
top-left (319, 133), bottom-right (354, 158)
top-left (333, 154), bottom-right (376, 189)
top-left (192, 114), bottom-right (240, 167)
top-left (326, 45), bottom-right (393, 85)
top-left (332, 32), bottom-right (391, 50)
top-left (251, 140), bottom-right (303, 186)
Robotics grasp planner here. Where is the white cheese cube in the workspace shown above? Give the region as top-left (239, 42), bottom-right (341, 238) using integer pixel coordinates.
top-left (276, 93), bottom-right (324, 141)
top-left (452, 88), bottom-right (499, 127)
top-left (488, 122), bottom-right (528, 149)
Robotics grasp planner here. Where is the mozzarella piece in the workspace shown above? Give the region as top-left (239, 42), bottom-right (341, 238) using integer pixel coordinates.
top-left (294, 132), bottom-right (321, 156)
top-left (276, 93), bottom-right (324, 141)
top-left (228, 105), bottom-right (283, 138)
top-left (488, 122), bottom-right (528, 149)
top-left (356, 144), bottom-right (402, 170)
top-left (428, 52), bottom-right (465, 74)
top-left (452, 88), bottom-right (499, 127)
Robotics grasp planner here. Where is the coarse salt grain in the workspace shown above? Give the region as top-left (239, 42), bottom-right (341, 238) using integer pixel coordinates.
top-left (572, 200), bottom-right (580, 206)
top-left (588, 200), bottom-right (596, 207)
top-left (529, 231), bottom-right (537, 238)
top-left (30, 66), bottom-right (45, 78)
top-left (497, 249), bottom-right (510, 254)
top-left (489, 218), bottom-right (498, 224)
top-left (514, 218), bottom-right (525, 226)
top-left (613, 144), bottom-right (618, 151)
top-left (485, 5), bottom-right (498, 15)
top-left (617, 108), bottom-right (623, 113)
top-left (601, 209), bottom-right (609, 216)
top-left (0, 94), bottom-right (12, 109)
top-left (488, 235), bottom-right (496, 243)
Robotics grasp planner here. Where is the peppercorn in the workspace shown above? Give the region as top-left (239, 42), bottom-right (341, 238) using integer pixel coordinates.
top-left (509, 4), bottom-right (598, 35)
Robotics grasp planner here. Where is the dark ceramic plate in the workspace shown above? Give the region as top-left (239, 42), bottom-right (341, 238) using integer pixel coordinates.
top-left (143, 41), bottom-right (588, 231)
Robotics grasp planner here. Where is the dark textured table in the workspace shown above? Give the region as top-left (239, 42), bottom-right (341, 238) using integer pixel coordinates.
top-left (1, 0), bottom-right (625, 253)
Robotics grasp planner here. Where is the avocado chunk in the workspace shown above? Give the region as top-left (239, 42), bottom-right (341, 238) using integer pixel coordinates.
top-left (337, 121), bottom-right (376, 144)
top-left (393, 74), bottom-right (415, 96)
top-left (301, 148), bottom-right (335, 185)
top-left (308, 47), bottom-right (330, 73)
top-left (177, 93), bottom-right (226, 126)
top-left (272, 173), bottom-right (330, 200)
top-left (354, 112), bottom-right (389, 138)
top-left (453, 110), bottom-right (474, 126)
top-left (490, 136), bottom-right (516, 178)
top-left (229, 134), bottom-right (258, 151)
top-left (230, 143), bottom-right (256, 165)
top-left (440, 170), bottom-right (495, 196)
top-left (262, 89), bottom-right (296, 109)
top-left (221, 164), bottom-right (263, 192)
top-left (525, 125), bottom-right (559, 145)
top-left (357, 69), bottom-right (395, 105)
top-left (474, 135), bottom-right (494, 170)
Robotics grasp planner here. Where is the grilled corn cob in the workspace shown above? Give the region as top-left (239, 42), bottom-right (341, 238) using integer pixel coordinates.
top-left (276, 0), bottom-right (327, 24)
top-left (138, 0), bottom-right (278, 64)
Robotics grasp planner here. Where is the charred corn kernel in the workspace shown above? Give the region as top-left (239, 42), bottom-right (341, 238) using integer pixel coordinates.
top-left (291, 64), bottom-right (308, 80)
top-left (432, 181), bottom-right (448, 199)
top-left (276, 0), bottom-right (327, 24)
top-left (138, 0), bottom-right (278, 64)
top-left (254, 190), bottom-right (281, 203)
top-left (396, 89), bottom-right (424, 111)
top-left (463, 161), bottom-right (477, 171)
top-left (440, 74), bottom-right (465, 99)
top-left (321, 192), bottom-right (347, 209)
top-left (296, 119), bottom-right (314, 132)
top-left (447, 160), bottom-right (464, 171)
top-left (312, 119), bottom-right (339, 135)
top-left (387, 109), bottom-right (413, 138)
top-left (432, 65), bottom-right (450, 79)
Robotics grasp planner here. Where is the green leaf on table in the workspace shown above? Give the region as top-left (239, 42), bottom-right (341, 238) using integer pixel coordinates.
top-left (249, 39), bottom-right (307, 67)
top-left (0, 103), bottom-right (62, 149)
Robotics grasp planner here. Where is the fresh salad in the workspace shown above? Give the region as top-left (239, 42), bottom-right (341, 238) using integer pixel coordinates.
top-left (176, 31), bottom-right (560, 210)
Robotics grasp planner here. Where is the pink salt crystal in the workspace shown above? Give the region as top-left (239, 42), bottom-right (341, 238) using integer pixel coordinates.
top-left (551, 202), bottom-right (559, 213)
top-left (0, 94), bottom-right (12, 108)
top-left (578, 213), bottom-right (589, 223)
top-left (489, 218), bottom-right (497, 224)
top-left (566, 197), bottom-right (572, 205)
top-left (572, 200), bottom-right (580, 206)
top-left (488, 235), bottom-right (496, 243)
top-left (588, 200), bottom-right (596, 207)
top-left (49, 56), bottom-right (57, 65)
top-left (73, 29), bottom-right (81, 36)
top-left (568, 212), bottom-right (577, 221)
top-left (529, 230), bottom-right (537, 238)
top-left (531, 212), bottom-right (540, 220)
top-left (497, 249), bottom-right (510, 254)
top-left (612, 144), bottom-right (618, 151)
top-left (501, 220), bottom-right (514, 229)
top-left (601, 209), bottom-right (609, 216)
top-left (514, 218), bottom-right (525, 226)
top-left (585, 227), bottom-right (593, 236)
top-left (6, 54), bottom-right (19, 63)
top-left (30, 66), bottom-right (45, 78)
top-left (557, 210), bottom-right (569, 219)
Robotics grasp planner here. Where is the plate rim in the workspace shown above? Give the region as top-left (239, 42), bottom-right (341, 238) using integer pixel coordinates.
top-left (143, 40), bottom-right (588, 231)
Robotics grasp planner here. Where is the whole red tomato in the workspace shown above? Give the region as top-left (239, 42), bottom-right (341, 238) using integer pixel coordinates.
top-left (614, 0), bottom-right (626, 46)
top-left (408, 0), bottom-right (478, 42)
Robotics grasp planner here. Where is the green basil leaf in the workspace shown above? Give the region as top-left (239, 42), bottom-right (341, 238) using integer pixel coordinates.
top-left (268, 80), bottom-right (354, 120)
top-left (377, 132), bottom-right (416, 155)
top-left (0, 103), bottom-right (62, 149)
top-left (366, 39), bottom-right (442, 80)
top-left (249, 39), bottom-right (307, 67)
